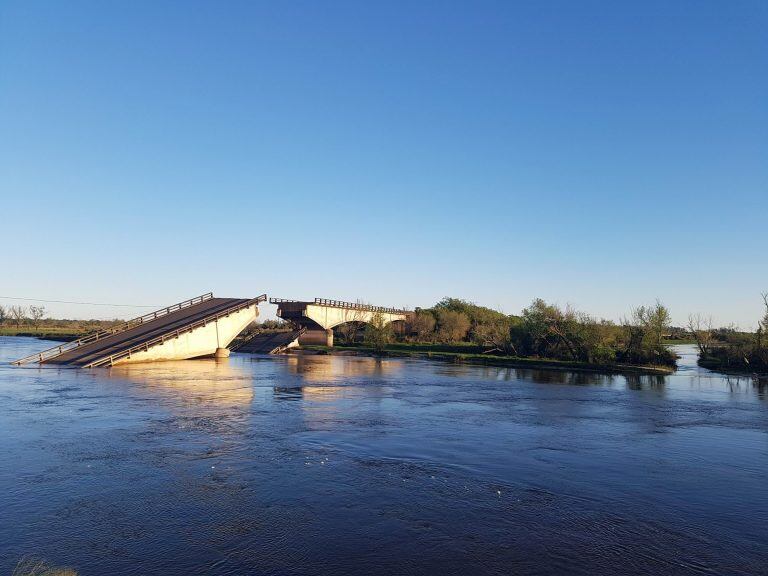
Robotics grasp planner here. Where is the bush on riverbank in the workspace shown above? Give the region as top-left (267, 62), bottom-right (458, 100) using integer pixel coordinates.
top-left (395, 297), bottom-right (677, 368)
top-left (691, 294), bottom-right (768, 375)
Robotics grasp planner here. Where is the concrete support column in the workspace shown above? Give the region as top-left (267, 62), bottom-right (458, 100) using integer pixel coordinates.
top-left (299, 329), bottom-right (334, 347)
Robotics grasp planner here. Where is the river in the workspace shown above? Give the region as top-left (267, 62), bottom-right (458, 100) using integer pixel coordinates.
top-left (0, 337), bottom-right (766, 575)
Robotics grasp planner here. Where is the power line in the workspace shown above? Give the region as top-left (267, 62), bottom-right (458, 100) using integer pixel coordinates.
top-left (0, 296), bottom-right (158, 308)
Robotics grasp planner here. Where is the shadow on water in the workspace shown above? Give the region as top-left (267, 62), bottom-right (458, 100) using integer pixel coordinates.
top-left (723, 373), bottom-right (768, 400)
top-left (624, 373), bottom-right (667, 393)
top-left (515, 368), bottom-right (617, 387)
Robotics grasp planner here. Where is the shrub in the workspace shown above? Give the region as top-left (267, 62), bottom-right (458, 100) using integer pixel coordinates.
top-left (436, 309), bottom-right (471, 342)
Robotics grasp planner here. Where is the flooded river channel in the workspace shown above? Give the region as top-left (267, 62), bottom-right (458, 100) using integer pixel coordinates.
top-left (1, 338), bottom-right (766, 575)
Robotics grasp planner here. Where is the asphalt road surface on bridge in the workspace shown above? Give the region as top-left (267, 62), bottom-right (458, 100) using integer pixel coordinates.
top-left (47, 297), bottom-right (249, 365)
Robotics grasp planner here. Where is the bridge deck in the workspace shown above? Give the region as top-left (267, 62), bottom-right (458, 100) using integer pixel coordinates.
top-left (46, 298), bottom-right (250, 365)
top-left (233, 330), bottom-right (303, 354)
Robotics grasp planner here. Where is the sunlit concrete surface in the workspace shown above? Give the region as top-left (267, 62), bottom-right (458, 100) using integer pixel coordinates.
top-left (113, 304), bottom-right (259, 364)
top-left (273, 299), bottom-right (410, 347)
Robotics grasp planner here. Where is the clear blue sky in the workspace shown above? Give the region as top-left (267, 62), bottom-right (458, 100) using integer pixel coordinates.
top-left (1, 0), bottom-right (766, 327)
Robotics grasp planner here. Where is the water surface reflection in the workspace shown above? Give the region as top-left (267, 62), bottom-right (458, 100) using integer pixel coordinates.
top-left (110, 358), bottom-right (255, 407)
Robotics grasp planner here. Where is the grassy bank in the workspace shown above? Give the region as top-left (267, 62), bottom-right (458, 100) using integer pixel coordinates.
top-left (0, 326), bottom-right (85, 341)
top-left (302, 343), bottom-right (674, 375)
top-left (697, 351), bottom-right (768, 376)
top-left (662, 338), bottom-right (696, 346)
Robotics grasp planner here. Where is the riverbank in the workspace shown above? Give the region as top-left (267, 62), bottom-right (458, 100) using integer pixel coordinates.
top-left (697, 355), bottom-right (768, 377)
top-left (0, 327), bottom-right (82, 342)
top-left (299, 343), bottom-right (675, 375)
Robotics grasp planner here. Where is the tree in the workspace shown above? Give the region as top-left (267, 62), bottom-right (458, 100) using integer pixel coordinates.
top-left (762, 293), bottom-right (768, 325)
top-left (8, 305), bottom-right (27, 328)
top-left (632, 300), bottom-right (671, 348)
top-left (687, 313), bottom-right (714, 356)
top-left (620, 300), bottom-right (674, 366)
top-left (517, 298), bottom-right (553, 356)
top-left (336, 304), bottom-right (368, 344)
top-left (517, 299), bottom-right (601, 362)
top-left (364, 312), bottom-right (392, 353)
top-left (759, 293), bottom-right (768, 349)
top-left (436, 309), bottom-right (470, 342)
top-left (433, 297), bottom-right (514, 342)
top-left (0, 304), bottom-right (6, 325)
top-left (29, 305), bottom-right (46, 327)
top-left (474, 318), bottom-right (518, 354)
top-left (408, 311), bottom-right (436, 341)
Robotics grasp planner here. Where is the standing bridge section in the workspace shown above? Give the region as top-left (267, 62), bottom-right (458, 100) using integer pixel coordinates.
top-left (12, 293), bottom-right (266, 367)
top-left (270, 298), bottom-right (410, 346)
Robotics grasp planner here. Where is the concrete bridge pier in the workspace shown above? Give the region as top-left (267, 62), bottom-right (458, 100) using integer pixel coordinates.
top-left (299, 329), bottom-right (334, 347)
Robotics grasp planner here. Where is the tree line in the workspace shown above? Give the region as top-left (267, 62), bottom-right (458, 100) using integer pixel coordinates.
top-left (404, 297), bottom-right (676, 367)
top-left (687, 293), bottom-right (768, 373)
top-left (0, 305), bottom-right (120, 334)
top-left (355, 297), bottom-right (677, 367)
top-left (392, 294), bottom-right (768, 372)
top-left (0, 304), bottom-right (46, 328)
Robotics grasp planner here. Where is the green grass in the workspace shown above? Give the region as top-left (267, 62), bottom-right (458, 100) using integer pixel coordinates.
top-left (337, 341), bottom-right (485, 354)
top-left (0, 326), bottom-right (86, 341)
top-left (662, 338), bottom-right (697, 346)
top-left (304, 343), bottom-right (674, 375)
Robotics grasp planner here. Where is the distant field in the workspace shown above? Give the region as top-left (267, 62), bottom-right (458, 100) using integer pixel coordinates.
top-left (662, 338), bottom-right (697, 346)
top-left (0, 326), bottom-right (93, 341)
top-left (0, 326), bottom-right (86, 335)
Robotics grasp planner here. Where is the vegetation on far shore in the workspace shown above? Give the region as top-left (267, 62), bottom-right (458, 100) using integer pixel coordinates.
top-left (0, 326), bottom-right (90, 341)
top-left (336, 297), bottom-right (679, 372)
top-left (687, 294), bottom-right (768, 375)
top-left (334, 294), bottom-right (768, 376)
top-left (0, 304), bottom-right (119, 341)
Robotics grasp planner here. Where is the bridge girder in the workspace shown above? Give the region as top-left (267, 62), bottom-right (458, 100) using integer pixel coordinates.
top-left (272, 298), bottom-right (410, 346)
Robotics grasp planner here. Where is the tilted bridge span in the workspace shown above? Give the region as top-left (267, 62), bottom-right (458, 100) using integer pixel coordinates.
top-left (12, 293), bottom-right (265, 367)
top-left (12, 293), bottom-right (409, 367)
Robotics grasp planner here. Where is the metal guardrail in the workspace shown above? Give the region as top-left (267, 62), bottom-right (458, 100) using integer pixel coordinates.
top-left (86, 294), bottom-right (267, 368)
top-left (313, 298), bottom-right (407, 314)
top-left (269, 297), bottom-right (407, 314)
top-left (11, 293), bottom-right (214, 365)
top-left (272, 327), bottom-right (306, 354)
top-left (230, 326), bottom-right (306, 354)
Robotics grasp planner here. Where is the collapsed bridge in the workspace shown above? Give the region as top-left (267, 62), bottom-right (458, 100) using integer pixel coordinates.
top-left (12, 293), bottom-right (266, 367)
top-left (11, 293), bottom-right (410, 367)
